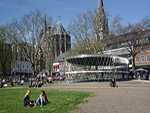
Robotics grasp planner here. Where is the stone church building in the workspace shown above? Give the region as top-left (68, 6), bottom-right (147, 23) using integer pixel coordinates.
top-left (36, 19), bottom-right (71, 75)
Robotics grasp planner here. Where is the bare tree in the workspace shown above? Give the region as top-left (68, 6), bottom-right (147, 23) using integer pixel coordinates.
top-left (141, 15), bottom-right (150, 30)
top-left (68, 8), bottom-right (121, 55)
top-left (115, 17), bottom-right (150, 71)
top-left (68, 9), bottom-right (107, 55)
top-left (0, 26), bottom-right (13, 76)
top-left (109, 15), bottom-right (122, 36)
top-left (10, 10), bottom-right (52, 77)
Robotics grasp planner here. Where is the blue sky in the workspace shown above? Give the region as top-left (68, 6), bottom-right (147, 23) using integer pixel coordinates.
top-left (0, 0), bottom-right (150, 29)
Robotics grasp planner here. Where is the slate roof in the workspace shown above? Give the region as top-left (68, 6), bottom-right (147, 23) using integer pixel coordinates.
top-left (104, 48), bottom-right (130, 56)
top-left (53, 52), bottom-right (69, 63)
top-left (52, 21), bottom-right (66, 35)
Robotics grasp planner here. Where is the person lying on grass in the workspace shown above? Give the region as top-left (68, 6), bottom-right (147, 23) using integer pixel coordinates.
top-left (35, 90), bottom-right (49, 107)
top-left (24, 90), bottom-right (36, 108)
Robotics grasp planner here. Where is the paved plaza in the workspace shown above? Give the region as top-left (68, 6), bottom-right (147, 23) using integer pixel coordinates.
top-left (39, 80), bottom-right (150, 113)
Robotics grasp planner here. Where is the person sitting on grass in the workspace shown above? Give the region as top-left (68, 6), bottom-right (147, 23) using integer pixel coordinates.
top-left (32, 80), bottom-right (37, 87)
top-left (36, 80), bottom-right (42, 88)
top-left (20, 79), bottom-right (24, 85)
top-left (0, 81), bottom-right (4, 88)
top-left (29, 80), bottom-right (32, 88)
top-left (35, 90), bottom-right (49, 107)
top-left (110, 79), bottom-right (118, 88)
top-left (24, 90), bottom-right (36, 108)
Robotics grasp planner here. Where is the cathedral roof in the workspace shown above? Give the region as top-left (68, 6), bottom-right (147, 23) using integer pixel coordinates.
top-left (52, 21), bottom-right (66, 35)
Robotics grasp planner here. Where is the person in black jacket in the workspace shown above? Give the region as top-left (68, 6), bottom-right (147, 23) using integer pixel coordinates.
top-left (24, 90), bottom-right (35, 108)
top-left (110, 79), bottom-right (118, 88)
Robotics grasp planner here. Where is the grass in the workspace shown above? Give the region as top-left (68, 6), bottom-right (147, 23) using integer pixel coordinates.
top-left (0, 88), bottom-right (95, 113)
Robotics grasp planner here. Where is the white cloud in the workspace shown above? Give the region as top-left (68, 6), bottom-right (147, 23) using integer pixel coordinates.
top-left (0, 3), bottom-right (10, 8)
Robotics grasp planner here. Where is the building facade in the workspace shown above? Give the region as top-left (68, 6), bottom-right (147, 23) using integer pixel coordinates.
top-left (135, 45), bottom-right (150, 70)
top-left (53, 52), bottom-right (69, 76)
top-left (11, 44), bottom-right (32, 77)
top-left (106, 29), bottom-right (150, 72)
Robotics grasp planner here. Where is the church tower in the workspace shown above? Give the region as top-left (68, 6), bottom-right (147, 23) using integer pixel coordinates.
top-left (94, 0), bottom-right (109, 41)
top-left (37, 19), bottom-right (71, 75)
top-left (52, 21), bottom-right (71, 58)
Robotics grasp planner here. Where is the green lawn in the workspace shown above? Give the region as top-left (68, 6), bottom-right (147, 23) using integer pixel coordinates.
top-left (0, 88), bottom-right (95, 113)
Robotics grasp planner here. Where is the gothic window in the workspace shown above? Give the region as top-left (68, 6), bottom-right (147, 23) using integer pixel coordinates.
top-left (146, 55), bottom-right (150, 62)
top-left (136, 57), bottom-right (139, 63)
top-left (62, 44), bottom-right (65, 53)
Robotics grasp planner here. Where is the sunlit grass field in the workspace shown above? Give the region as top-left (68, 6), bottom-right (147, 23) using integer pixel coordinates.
top-left (0, 88), bottom-right (95, 113)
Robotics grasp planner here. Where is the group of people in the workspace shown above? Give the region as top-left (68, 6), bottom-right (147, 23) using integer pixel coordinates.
top-left (0, 75), bottom-right (29, 88)
top-left (0, 77), bottom-right (14, 88)
top-left (24, 90), bottom-right (49, 108)
top-left (29, 80), bottom-right (42, 88)
top-left (29, 76), bottom-right (45, 88)
top-left (13, 78), bottom-right (25, 85)
top-left (134, 70), bottom-right (149, 80)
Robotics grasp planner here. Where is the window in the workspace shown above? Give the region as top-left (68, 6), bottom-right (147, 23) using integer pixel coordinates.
top-left (141, 47), bottom-right (144, 53)
top-left (141, 56), bottom-right (145, 63)
top-left (146, 46), bottom-right (150, 52)
top-left (136, 57), bottom-right (139, 63)
top-left (147, 55), bottom-right (150, 62)
top-left (18, 53), bottom-right (20, 61)
top-left (22, 55), bottom-right (25, 61)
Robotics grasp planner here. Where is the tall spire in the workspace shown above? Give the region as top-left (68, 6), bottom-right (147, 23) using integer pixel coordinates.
top-left (94, 0), bottom-right (108, 40)
top-left (98, 0), bottom-right (103, 8)
top-left (98, 0), bottom-right (104, 13)
top-left (44, 14), bottom-right (47, 33)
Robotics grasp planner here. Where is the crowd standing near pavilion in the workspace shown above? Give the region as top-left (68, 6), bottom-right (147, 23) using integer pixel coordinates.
top-left (130, 69), bottom-right (149, 80)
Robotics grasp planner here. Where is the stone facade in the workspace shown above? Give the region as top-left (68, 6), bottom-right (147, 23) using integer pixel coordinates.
top-left (93, 0), bottom-right (109, 41)
top-left (37, 20), bottom-right (71, 75)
